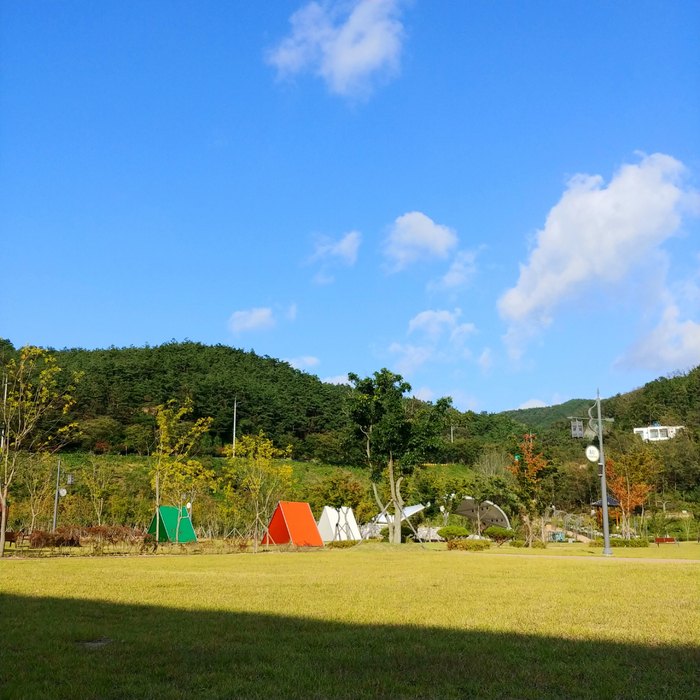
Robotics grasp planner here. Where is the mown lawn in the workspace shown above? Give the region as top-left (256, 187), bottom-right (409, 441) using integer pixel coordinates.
top-left (479, 540), bottom-right (700, 559)
top-left (2, 544), bottom-right (698, 699)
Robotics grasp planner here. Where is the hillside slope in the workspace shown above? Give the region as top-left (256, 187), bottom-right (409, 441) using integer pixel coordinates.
top-left (603, 367), bottom-right (699, 430)
top-left (0, 339), bottom-right (349, 444)
top-left (500, 398), bottom-right (594, 429)
top-left (500, 367), bottom-right (699, 432)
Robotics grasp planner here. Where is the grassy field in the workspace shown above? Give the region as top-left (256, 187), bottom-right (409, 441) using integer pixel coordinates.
top-left (2, 545), bottom-right (699, 699)
top-left (478, 541), bottom-right (700, 559)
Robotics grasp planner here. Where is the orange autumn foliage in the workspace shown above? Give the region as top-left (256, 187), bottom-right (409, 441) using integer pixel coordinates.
top-left (605, 458), bottom-right (653, 538)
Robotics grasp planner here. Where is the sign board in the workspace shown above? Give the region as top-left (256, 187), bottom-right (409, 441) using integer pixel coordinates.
top-left (585, 445), bottom-right (600, 463)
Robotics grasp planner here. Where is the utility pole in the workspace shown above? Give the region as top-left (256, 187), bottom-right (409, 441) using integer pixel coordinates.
top-left (591, 390), bottom-right (613, 556)
top-left (450, 425), bottom-right (454, 443)
top-left (52, 458), bottom-right (62, 532)
top-left (232, 397), bottom-right (237, 458)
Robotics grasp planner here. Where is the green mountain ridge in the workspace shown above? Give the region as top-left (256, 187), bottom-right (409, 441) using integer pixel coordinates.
top-left (499, 367), bottom-right (700, 431)
top-left (500, 399), bottom-right (595, 429)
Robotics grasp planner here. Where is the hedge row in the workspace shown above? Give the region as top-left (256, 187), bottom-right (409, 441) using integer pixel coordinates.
top-left (589, 538), bottom-right (650, 548)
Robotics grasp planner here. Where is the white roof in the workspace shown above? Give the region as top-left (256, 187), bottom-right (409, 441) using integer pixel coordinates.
top-left (375, 503), bottom-right (425, 524)
top-left (317, 506), bottom-right (362, 542)
top-left (454, 498), bottom-right (511, 529)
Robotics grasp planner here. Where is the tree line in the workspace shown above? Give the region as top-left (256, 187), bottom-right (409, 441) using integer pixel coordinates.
top-left (1, 340), bottom-right (698, 553)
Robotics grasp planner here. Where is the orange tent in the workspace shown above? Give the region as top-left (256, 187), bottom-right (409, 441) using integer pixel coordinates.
top-left (262, 501), bottom-right (324, 547)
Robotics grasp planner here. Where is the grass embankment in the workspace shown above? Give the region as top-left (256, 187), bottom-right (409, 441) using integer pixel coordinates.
top-left (2, 546), bottom-right (698, 699)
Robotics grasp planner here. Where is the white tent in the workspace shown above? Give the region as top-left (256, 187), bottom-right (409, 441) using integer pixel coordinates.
top-left (317, 506), bottom-right (362, 542)
top-left (375, 503), bottom-right (425, 524)
top-left (454, 498), bottom-right (511, 529)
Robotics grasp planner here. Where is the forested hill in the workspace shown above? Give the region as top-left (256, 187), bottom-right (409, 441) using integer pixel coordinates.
top-left (5, 340), bottom-right (350, 445)
top-left (500, 367), bottom-right (699, 431)
top-left (603, 367), bottom-right (700, 429)
top-left (500, 399), bottom-right (593, 429)
top-left (2, 337), bottom-right (697, 462)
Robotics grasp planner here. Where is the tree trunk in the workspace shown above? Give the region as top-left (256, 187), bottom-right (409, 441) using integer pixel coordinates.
top-left (0, 489), bottom-right (8, 557)
top-left (387, 455), bottom-right (401, 544)
top-left (253, 505), bottom-right (259, 554)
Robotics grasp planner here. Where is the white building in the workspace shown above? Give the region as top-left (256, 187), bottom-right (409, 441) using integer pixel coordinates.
top-left (633, 425), bottom-right (684, 442)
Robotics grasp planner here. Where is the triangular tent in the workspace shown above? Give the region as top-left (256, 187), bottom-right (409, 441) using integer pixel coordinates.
top-left (317, 506), bottom-right (362, 542)
top-left (147, 506), bottom-right (197, 543)
top-left (262, 501), bottom-right (323, 547)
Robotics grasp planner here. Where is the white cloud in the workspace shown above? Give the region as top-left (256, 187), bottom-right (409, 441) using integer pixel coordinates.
top-left (431, 250), bottom-right (477, 290)
top-left (408, 309), bottom-right (461, 340)
top-left (228, 307), bottom-right (275, 333)
top-left (390, 308), bottom-right (477, 375)
top-left (449, 323), bottom-right (477, 345)
top-left (616, 304), bottom-right (700, 371)
top-left (287, 303), bottom-right (298, 321)
top-left (311, 230), bottom-right (362, 266)
top-left (310, 231), bottom-right (362, 283)
top-left (519, 398), bottom-right (547, 409)
top-left (388, 343), bottom-right (434, 375)
top-left (413, 386), bottom-right (435, 402)
top-left (312, 270), bottom-right (335, 285)
top-left (477, 347), bottom-right (493, 374)
top-left (267, 0), bottom-right (404, 98)
top-left (323, 374), bottom-right (351, 385)
top-left (286, 355), bottom-right (320, 370)
top-left (385, 212), bottom-right (458, 271)
top-left (498, 153), bottom-right (696, 358)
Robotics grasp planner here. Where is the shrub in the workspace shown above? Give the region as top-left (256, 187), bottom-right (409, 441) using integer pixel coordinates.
top-left (590, 538), bottom-right (649, 548)
top-left (436, 526), bottom-right (469, 540)
top-left (531, 540), bottom-right (547, 549)
top-left (326, 540), bottom-right (359, 549)
top-left (447, 539), bottom-right (491, 551)
top-left (29, 531), bottom-right (81, 548)
top-left (509, 539), bottom-right (525, 548)
top-left (483, 526), bottom-right (515, 545)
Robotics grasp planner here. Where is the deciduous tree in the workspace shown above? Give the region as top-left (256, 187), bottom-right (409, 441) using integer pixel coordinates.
top-left (225, 431), bottom-right (292, 553)
top-left (605, 451), bottom-right (657, 539)
top-left (0, 346), bottom-right (80, 555)
top-left (347, 369), bottom-right (451, 544)
top-left (150, 399), bottom-right (213, 542)
top-left (506, 434), bottom-right (552, 546)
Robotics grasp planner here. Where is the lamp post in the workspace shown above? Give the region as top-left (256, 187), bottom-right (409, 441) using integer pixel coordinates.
top-left (591, 391), bottom-right (613, 556)
top-left (570, 391), bottom-right (614, 556)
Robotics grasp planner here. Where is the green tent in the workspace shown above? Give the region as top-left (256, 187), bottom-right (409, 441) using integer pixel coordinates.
top-left (147, 506), bottom-right (197, 543)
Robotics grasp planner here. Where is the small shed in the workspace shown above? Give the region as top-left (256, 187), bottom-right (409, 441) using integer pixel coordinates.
top-left (147, 506), bottom-right (197, 543)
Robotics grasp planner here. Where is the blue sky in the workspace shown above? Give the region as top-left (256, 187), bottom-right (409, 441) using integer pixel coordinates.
top-left (1, 0), bottom-right (699, 412)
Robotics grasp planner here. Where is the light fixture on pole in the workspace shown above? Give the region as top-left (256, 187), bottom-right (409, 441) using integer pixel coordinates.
top-left (571, 392), bottom-right (614, 556)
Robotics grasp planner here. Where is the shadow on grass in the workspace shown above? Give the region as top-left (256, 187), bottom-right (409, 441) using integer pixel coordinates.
top-left (2, 593), bottom-right (698, 700)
